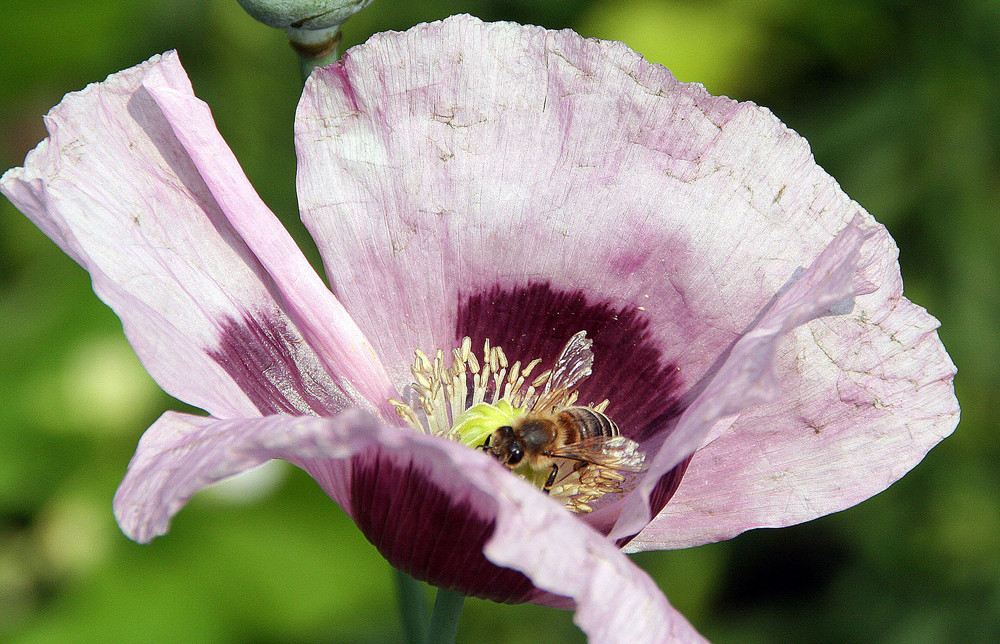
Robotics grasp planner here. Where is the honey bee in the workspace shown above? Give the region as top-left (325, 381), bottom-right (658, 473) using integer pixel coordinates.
top-left (481, 331), bottom-right (648, 492)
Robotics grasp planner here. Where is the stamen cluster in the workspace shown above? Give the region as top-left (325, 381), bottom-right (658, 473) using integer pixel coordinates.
top-left (389, 337), bottom-right (628, 514)
top-left (389, 337), bottom-right (563, 439)
top-left (557, 463), bottom-right (627, 514)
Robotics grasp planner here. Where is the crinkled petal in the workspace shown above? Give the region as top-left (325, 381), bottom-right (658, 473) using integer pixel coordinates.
top-left (1, 51), bottom-right (393, 419)
top-left (114, 412), bottom-right (706, 643)
top-left (627, 229), bottom-right (959, 550)
top-left (609, 218), bottom-right (873, 539)
top-left (296, 15), bottom-right (878, 398)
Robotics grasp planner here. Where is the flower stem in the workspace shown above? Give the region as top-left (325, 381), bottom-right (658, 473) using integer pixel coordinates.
top-left (394, 569), bottom-right (427, 644)
top-left (288, 26), bottom-right (342, 82)
top-left (427, 586), bottom-right (466, 643)
top-left (296, 46), bottom-right (341, 81)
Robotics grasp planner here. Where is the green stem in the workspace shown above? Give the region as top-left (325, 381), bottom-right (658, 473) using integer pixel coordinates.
top-left (296, 45), bottom-right (341, 81)
top-left (288, 26), bottom-right (342, 82)
top-left (426, 586), bottom-right (466, 644)
top-left (394, 569), bottom-right (428, 644)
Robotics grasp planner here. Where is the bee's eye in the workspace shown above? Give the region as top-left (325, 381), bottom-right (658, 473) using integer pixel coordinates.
top-left (507, 442), bottom-right (524, 465)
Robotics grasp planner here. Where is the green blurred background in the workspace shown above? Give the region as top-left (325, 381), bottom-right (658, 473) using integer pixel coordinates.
top-left (1, 1), bottom-right (996, 642)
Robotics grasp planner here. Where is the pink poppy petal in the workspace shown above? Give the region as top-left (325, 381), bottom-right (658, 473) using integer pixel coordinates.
top-left (295, 15), bottom-right (880, 400)
top-left (1, 52), bottom-right (393, 418)
top-left (114, 412), bottom-right (705, 642)
top-left (628, 240), bottom-right (959, 551)
top-left (140, 62), bottom-right (394, 414)
top-left (607, 217), bottom-right (875, 539)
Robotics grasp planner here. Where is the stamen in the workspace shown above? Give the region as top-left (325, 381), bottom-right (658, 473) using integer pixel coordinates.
top-left (414, 349), bottom-right (432, 373)
top-left (517, 385), bottom-right (537, 410)
top-left (420, 397), bottom-right (440, 435)
top-left (434, 349), bottom-right (444, 384)
top-left (505, 360), bottom-right (521, 389)
top-left (521, 358), bottom-right (541, 380)
top-left (471, 371), bottom-right (485, 406)
top-left (412, 367), bottom-right (431, 392)
top-left (389, 398), bottom-right (425, 433)
top-left (531, 370), bottom-right (551, 389)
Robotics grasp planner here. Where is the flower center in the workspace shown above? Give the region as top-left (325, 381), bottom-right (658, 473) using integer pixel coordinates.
top-left (389, 332), bottom-right (647, 513)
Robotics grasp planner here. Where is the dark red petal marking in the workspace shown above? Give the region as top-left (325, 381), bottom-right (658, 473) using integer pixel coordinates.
top-left (458, 282), bottom-right (692, 537)
top-left (208, 314), bottom-right (348, 416)
top-left (349, 448), bottom-right (550, 604)
top-left (456, 282), bottom-right (685, 442)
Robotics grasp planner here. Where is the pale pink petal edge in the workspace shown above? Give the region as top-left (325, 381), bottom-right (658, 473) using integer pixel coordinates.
top-left (1, 52), bottom-right (267, 419)
top-left (113, 411), bottom-right (706, 643)
top-left (628, 228), bottom-right (958, 549)
top-left (1, 52), bottom-right (389, 419)
top-left (610, 217), bottom-right (876, 540)
top-left (140, 60), bottom-right (396, 415)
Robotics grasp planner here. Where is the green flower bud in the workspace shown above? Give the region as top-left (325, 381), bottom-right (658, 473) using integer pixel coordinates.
top-left (236, 0), bottom-right (376, 31)
top-left (235, 0), bottom-right (376, 76)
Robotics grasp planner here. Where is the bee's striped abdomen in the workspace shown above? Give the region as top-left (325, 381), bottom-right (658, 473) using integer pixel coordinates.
top-left (557, 406), bottom-right (619, 439)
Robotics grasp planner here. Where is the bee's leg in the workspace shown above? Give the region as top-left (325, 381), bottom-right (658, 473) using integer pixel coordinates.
top-left (479, 434), bottom-right (491, 451)
top-left (543, 463), bottom-right (559, 493)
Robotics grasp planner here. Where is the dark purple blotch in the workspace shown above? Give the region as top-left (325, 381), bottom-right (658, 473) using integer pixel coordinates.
top-left (208, 313), bottom-right (347, 416)
top-left (456, 282), bottom-right (685, 442)
top-left (349, 448), bottom-right (552, 604)
top-left (456, 282), bottom-right (691, 537)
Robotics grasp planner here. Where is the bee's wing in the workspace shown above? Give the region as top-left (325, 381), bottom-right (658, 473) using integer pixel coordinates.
top-left (533, 331), bottom-right (594, 412)
top-left (546, 330), bottom-right (594, 393)
top-left (547, 436), bottom-right (648, 472)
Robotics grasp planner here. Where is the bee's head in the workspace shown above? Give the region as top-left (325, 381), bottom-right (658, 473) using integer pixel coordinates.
top-left (483, 425), bottom-right (523, 466)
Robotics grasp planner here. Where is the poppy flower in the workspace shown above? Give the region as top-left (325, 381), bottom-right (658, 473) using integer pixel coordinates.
top-left (1, 14), bottom-right (958, 643)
